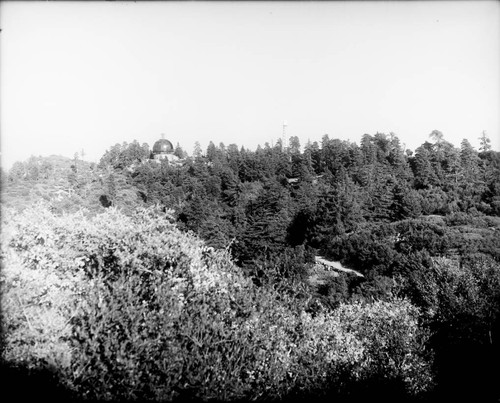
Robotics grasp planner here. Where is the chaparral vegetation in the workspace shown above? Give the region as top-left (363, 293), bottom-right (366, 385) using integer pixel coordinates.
top-left (2, 131), bottom-right (500, 402)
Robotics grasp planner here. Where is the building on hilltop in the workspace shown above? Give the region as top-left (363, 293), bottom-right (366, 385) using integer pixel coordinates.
top-left (151, 134), bottom-right (180, 164)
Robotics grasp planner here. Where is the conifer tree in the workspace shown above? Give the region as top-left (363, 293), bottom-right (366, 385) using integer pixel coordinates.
top-left (413, 144), bottom-right (437, 189)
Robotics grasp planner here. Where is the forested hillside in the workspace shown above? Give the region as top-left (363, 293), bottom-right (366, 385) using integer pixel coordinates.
top-left (2, 131), bottom-right (500, 401)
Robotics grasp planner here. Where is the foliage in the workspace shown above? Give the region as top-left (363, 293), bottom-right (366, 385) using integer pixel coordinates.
top-left (2, 204), bottom-right (434, 401)
top-left (4, 130), bottom-right (500, 400)
top-left (0, 203), bottom-right (86, 389)
top-left (398, 255), bottom-right (500, 400)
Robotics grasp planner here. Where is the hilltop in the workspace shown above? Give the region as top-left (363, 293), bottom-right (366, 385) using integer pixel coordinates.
top-left (2, 131), bottom-right (500, 400)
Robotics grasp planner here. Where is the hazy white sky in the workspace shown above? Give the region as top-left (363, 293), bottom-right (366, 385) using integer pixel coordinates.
top-left (1, 1), bottom-right (499, 169)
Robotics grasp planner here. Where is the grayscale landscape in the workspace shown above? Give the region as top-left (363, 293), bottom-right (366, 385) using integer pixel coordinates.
top-left (1, 2), bottom-right (499, 402)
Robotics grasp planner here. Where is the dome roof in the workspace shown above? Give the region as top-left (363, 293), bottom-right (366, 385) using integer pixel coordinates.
top-left (152, 138), bottom-right (174, 154)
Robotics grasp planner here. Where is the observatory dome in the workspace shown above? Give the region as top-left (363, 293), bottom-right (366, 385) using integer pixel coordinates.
top-left (152, 138), bottom-right (174, 155)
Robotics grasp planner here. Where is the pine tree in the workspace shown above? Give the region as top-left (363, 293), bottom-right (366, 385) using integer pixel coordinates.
top-left (361, 133), bottom-right (377, 165)
top-left (413, 145), bottom-right (437, 189)
top-left (206, 141), bottom-right (217, 162)
top-left (429, 129), bottom-right (444, 144)
top-left (391, 183), bottom-right (422, 220)
top-left (459, 139), bottom-right (483, 210)
top-left (174, 143), bottom-right (187, 159)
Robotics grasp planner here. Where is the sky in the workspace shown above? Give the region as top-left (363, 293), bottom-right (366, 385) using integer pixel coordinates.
top-left (1, 1), bottom-right (499, 169)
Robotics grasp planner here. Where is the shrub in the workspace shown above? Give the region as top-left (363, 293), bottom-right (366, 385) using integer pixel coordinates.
top-left (69, 250), bottom-right (298, 401)
top-left (2, 204), bottom-right (435, 401)
top-left (334, 299), bottom-right (434, 395)
top-left (1, 204), bottom-right (85, 374)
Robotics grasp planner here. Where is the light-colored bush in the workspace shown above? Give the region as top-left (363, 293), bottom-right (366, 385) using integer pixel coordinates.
top-left (1, 205), bottom-right (85, 372)
top-left (1, 203), bottom-right (434, 400)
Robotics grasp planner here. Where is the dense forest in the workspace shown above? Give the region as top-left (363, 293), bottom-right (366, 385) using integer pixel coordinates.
top-left (2, 130), bottom-right (500, 402)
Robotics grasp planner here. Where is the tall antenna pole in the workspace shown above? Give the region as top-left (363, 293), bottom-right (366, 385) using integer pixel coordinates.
top-left (282, 120), bottom-right (288, 149)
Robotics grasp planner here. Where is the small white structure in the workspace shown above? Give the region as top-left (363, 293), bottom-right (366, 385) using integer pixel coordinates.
top-left (314, 256), bottom-right (364, 277)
